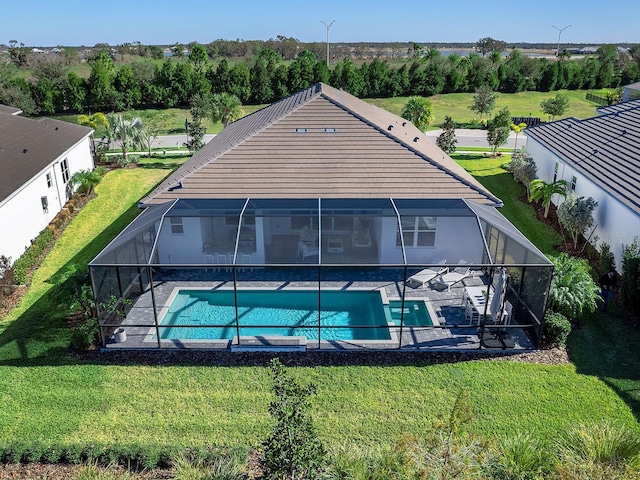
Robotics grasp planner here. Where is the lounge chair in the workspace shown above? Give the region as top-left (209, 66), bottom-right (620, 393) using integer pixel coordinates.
top-left (406, 260), bottom-right (448, 288)
top-left (434, 265), bottom-right (471, 291)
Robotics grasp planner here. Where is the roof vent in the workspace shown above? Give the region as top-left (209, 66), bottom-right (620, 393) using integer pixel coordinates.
top-left (55, 127), bottom-right (59, 131)
top-left (413, 137), bottom-right (419, 142)
top-left (402, 122), bottom-right (407, 127)
top-left (22, 149), bottom-right (27, 154)
top-left (323, 128), bottom-right (337, 133)
top-left (167, 181), bottom-right (184, 192)
top-left (592, 149), bottom-right (598, 155)
top-left (387, 125), bottom-right (393, 131)
top-left (295, 128), bottom-right (308, 133)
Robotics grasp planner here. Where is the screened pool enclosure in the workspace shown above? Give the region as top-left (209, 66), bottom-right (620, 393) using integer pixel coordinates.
top-left (89, 198), bottom-right (553, 351)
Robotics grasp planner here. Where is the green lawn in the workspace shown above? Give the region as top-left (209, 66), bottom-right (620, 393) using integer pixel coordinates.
top-left (365, 89), bottom-right (604, 129)
top-left (453, 154), bottom-right (563, 257)
top-left (53, 104), bottom-right (267, 138)
top-left (0, 164), bottom-right (639, 451)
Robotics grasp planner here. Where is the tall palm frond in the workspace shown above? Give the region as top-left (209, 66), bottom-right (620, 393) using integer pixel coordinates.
top-left (529, 178), bottom-right (569, 218)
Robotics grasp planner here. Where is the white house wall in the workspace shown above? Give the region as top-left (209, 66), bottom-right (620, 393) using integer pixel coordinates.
top-left (157, 217), bottom-right (204, 264)
top-left (379, 216), bottom-right (484, 265)
top-left (527, 138), bottom-right (639, 269)
top-left (0, 136), bottom-right (93, 264)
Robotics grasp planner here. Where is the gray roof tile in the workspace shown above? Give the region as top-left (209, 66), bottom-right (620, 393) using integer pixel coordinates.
top-left (526, 99), bottom-right (640, 214)
top-left (0, 115), bottom-right (93, 204)
top-left (142, 83), bottom-right (500, 206)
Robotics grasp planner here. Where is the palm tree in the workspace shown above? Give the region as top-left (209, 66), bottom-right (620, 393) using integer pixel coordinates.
top-left (105, 113), bottom-right (145, 162)
top-left (400, 96), bottom-right (434, 132)
top-left (70, 168), bottom-right (104, 195)
top-left (510, 122), bottom-right (527, 150)
top-left (529, 178), bottom-right (569, 218)
top-left (77, 112), bottom-right (109, 156)
top-left (209, 92), bottom-right (243, 128)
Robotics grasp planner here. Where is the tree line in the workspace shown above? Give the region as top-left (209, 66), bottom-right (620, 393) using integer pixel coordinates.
top-left (1, 42), bottom-right (639, 117)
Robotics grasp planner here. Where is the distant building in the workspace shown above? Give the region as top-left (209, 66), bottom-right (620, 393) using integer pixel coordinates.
top-left (622, 82), bottom-right (640, 102)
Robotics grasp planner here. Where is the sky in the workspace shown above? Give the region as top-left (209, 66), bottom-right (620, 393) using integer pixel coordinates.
top-left (1, 0), bottom-right (638, 47)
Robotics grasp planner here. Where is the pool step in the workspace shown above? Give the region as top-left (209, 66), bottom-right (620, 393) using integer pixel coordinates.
top-left (231, 335), bottom-right (307, 352)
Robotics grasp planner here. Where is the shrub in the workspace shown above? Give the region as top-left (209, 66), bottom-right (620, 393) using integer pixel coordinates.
top-left (172, 451), bottom-right (245, 480)
top-left (508, 148), bottom-right (537, 197)
top-left (557, 193), bottom-right (598, 249)
top-left (542, 311), bottom-right (572, 348)
top-left (0, 254), bottom-right (15, 307)
top-left (487, 432), bottom-right (552, 480)
top-left (555, 423), bottom-right (640, 479)
top-left (12, 228), bottom-right (54, 284)
top-left (598, 242), bottom-right (616, 275)
top-left (548, 253), bottom-right (600, 320)
top-left (71, 317), bottom-right (100, 350)
top-left (261, 358), bottom-right (326, 480)
top-left (621, 238), bottom-right (640, 315)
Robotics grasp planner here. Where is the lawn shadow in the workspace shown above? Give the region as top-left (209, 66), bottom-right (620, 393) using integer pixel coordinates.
top-left (0, 203), bottom-right (146, 367)
top-left (568, 306), bottom-right (640, 422)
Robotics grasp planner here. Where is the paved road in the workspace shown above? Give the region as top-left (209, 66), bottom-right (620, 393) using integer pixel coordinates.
top-left (425, 128), bottom-right (527, 149)
top-left (146, 129), bottom-right (527, 150)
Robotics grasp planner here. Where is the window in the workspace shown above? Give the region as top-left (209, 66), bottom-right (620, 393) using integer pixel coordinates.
top-left (396, 216), bottom-right (437, 247)
top-left (41, 196), bottom-right (48, 213)
top-left (46, 173), bottom-right (52, 188)
top-left (60, 159), bottom-right (70, 183)
top-left (570, 176), bottom-right (577, 192)
top-left (553, 162), bottom-right (559, 182)
top-left (169, 217), bottom-right (184, 234)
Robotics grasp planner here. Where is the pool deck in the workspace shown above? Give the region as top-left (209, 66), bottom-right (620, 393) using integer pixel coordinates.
top-left (104, 269), bottom-right (534, 352)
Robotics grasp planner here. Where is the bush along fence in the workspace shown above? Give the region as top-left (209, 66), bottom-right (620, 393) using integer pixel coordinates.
top-left (0, 441), bottom-right (247, 471)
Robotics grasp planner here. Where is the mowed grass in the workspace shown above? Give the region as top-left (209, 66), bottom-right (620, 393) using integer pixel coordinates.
top-left (53, 104), bottom-right (267, 138)
top-left (0, 167), bottom-right (638, 450)
top-left (452, 154), bottom-right (562, 257)
top-left (366, 89), bottom-right (604, 129)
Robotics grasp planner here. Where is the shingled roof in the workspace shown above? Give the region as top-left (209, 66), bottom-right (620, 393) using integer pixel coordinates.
top-left (142, 83), bottom-right (501, 206)
top-left (0, 115), bottom-right (92, 205)
top-left (526, 98), bottom-right (640, 215)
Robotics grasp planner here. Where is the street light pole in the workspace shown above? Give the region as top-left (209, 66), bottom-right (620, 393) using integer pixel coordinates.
top-left (321, 20), bottom-right (335, 65)
top-left (552, 24), bottom-right (571, 57)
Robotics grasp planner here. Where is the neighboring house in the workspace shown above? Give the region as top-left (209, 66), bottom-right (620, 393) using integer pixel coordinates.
top-left (525, 99), bottom-right (640, 269)
top-left (622, 82), bottom-right (640, 102)
top-left (0, 108), bottom-right (93, 263)
top-left (90, 83), bottom-right (551, 351)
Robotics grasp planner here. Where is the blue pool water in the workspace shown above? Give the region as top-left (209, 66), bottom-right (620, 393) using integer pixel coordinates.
top-left (157, 290), bottom-right (434, 341)
top-left (159, 289), bottom-right (387, 341)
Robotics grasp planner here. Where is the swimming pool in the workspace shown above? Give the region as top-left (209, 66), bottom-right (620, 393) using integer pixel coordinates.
top-left (156, 289), bottom-right (435, 342)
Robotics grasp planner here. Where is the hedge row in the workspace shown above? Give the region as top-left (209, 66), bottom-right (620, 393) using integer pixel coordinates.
top-left (12, 228), bottom-right (54, 285)
top-left (0, 441), bottom-right (247, 471)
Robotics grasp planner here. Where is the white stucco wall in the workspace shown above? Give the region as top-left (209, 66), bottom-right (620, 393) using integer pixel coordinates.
top-left (379, 216), bottom-right (485, 265)
top-left (0, 136), bottom-right (93, 264)
top-left (157, 217), bottom-right (204, 264)
top-left (527, 137), bottom-right (640, 270)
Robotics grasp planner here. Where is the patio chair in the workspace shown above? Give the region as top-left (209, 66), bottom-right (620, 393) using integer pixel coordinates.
top-left (434, 265), bottom-right (471, 291)
top-left (298, 240), bottom-right (319, 260)
top-left (406, 260), bottom-right (448, 288)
